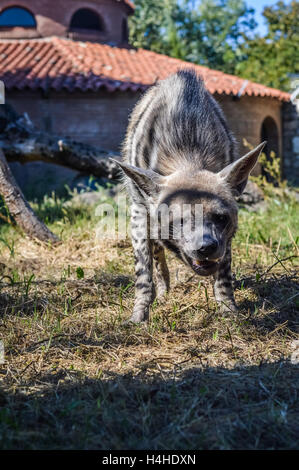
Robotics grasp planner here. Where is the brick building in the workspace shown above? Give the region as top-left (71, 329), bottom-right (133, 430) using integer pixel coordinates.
top-left (0, 0), bottom-right (297, 195)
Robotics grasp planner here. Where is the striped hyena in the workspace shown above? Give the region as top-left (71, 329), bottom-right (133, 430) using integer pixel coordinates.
top-left (114, 69), bottom-right (265, 323)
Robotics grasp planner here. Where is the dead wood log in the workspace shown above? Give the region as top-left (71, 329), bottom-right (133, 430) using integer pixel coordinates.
top-left (0, 104), bottom-right (122, 179)
top-left (0, 148), bottom-right (59, 243)
top-left (0, 104), bottom-right (123, 242)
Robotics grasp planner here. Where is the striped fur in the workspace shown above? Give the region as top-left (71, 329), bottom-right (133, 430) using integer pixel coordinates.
top-left (118, 69), bottom-right (265, 322)
top-left (123, 69), bottom-right (237, 174)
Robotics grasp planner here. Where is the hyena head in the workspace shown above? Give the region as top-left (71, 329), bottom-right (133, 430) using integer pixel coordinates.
top-left (114, 142), bottom-right (265, 277)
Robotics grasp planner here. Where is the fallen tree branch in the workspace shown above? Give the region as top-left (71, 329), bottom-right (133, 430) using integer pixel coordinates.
top-left (0, 104), bottom-right (123, 242)
top-left (0, 104), bottom-right (122, 179)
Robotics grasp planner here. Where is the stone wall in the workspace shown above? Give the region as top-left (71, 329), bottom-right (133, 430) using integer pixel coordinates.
top-left (0, 0), bottom-right (131, 44)
top-left (282, 100), bottom-right (299, 185)
top-left (6, 89), bottom-right (140, 152)
top-left (8, 89), bottom-right (283, 155)
top-left (5, 88), bottom-right (285, 196)
top-left (217, 94), bottom-right (283, 175)
top-left (6, 88), bottom-right (140, 198)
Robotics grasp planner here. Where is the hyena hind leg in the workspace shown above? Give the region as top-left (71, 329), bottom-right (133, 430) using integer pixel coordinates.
top-left (153, 242), bottom-right (170, 299)
top-left (213, 244), bottom-right (237, 313)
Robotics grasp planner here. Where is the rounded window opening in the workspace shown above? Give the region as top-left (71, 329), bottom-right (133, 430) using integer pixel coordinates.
top-left (261, 116), bottom-right (279, 181)
top-left (0, 6), bottom-right (36, 28)
top-left (70, 8), bottom-right (104, 32)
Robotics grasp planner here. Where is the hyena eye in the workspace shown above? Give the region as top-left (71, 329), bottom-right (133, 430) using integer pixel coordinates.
top-left (213, 213), bottom-right (229, 225)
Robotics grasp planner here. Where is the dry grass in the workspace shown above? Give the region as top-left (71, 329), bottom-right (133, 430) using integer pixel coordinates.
top-left (0, 185), bottom-right (298, 449)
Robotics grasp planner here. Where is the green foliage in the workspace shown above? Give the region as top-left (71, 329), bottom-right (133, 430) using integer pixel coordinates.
top-left (129, 0), bottom-right (169, 52)
top-left (129, 0), bottom-right (185, 58)
top-left (243, 138), bottom-right (284, 188)
top-left (76, 267), bottom-right (84, 279)
top-left (186, 0), bottom-right (257, 73)
top-left (0, 236), bottom-right (15, 258)
top-left (129, 0), bottom-right (298, 90)
top-left (259, 150), bottom-right (284, 187)
top-left (236, 1), bottom-right (299, 90)
top-left (129, 0), bottom-right (256, 73)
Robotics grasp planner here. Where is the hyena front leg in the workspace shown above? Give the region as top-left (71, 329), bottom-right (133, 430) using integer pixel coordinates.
top-left (213, 242), bottom-right (237, 313)
top-left (129, 203), bottom-right (154, 323)
top-left (153, 242), bottom-right (170, 299)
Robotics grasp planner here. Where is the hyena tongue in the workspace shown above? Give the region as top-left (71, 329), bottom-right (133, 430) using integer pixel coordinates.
top-left (193, 258), bottom-right (220, 268)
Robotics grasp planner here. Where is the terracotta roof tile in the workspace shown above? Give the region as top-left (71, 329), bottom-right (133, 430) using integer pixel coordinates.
top-left (0, 37), bottom-right (290, 101)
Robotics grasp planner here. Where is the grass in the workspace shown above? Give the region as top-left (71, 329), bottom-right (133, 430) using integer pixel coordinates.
top-left (0, 181), bottom-right (298, 450)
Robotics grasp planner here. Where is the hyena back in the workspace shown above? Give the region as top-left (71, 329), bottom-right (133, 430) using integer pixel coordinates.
top-left (115, 69), bottom-right (265, 323)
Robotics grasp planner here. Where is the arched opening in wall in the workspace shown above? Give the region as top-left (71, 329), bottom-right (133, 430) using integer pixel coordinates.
top-left (260, 116), bottom-right (279, 181)
top-left (122, 18), bottom-right (128, 42)
top-left (0, 6), bottom-right (36, 28)
top-left (69, 8), bottom-right (104, 33)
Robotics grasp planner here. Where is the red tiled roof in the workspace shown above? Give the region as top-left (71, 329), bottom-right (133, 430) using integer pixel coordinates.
top-left (0, 37), bottom-right (290, 101)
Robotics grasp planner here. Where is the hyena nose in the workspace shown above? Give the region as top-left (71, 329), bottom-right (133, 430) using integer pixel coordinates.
top-left (197, 237), bottom-right (218, 258)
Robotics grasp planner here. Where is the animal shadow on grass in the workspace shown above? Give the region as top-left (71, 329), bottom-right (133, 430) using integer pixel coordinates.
top-left (0, 361), bottom-right (298, 450)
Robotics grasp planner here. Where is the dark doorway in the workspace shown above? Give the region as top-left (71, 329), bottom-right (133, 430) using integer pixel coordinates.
top-left (261, 116), bottom-right (279, 181)
top-left (122, 19), bottom-right (128, 42)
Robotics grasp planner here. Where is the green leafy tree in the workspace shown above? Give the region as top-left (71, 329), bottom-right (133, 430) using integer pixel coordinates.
top-left (129, 0), bottom-right (298, 90)
top-left (129, 0), bottom-right (178, 53)
top-left (236, 1), bottom-right (299, 90)
top-left (129, 0), bottom-right (257, 74)
top-left (186, 0), bottom-right (257, 73)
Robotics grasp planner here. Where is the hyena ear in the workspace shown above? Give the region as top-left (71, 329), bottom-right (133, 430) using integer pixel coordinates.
top-left (219, 141), bottom-right (266, 196)
top-left (110, 159), bottom-right (163, 196)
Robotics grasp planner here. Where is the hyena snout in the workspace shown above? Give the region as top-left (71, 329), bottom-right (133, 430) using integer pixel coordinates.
top-left (184, 232), bottom-right (225, 276)
top-left (196, 235), bottom-right (219, 258)
top-left (185, 233), bottom-right (221, 260)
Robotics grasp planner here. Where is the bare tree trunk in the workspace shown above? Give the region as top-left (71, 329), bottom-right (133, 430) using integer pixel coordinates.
top-left (0, 104), bottom-right (121, 179)
top-left (0, 148), bottom-right (59, 243)
top-left (0, 104), bottom-right (122, 242)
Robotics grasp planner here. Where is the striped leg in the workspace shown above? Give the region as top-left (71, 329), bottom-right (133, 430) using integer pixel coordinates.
top-left (129, 203), bottom-right (154, 323)
top-left (153, 242), bottom-right (170, 299)
top-left (213, 242), bottom-right (237, 313)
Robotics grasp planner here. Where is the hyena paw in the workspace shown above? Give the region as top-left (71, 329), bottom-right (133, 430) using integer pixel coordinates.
top-left (218, 301), bottom-right (238, 314)
top-left (156, 282), bottom-right (169, 300)
top-left (125, 308), bottom-right (149, 324)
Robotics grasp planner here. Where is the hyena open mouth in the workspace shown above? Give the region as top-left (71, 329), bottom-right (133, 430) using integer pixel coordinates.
top-left (190, 257), bottom-right (221, 275)
top-left (115, 68), bottom-right (266, 323)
